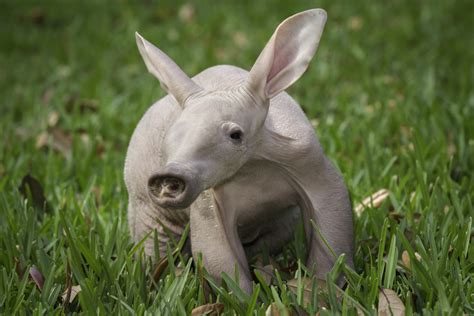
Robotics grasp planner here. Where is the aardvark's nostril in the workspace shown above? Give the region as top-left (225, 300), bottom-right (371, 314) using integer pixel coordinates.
top-left (149, 175), bottom-right (186, 199)
top-left (161, 177), bottom-right (185, 195)
top-left (147, 164), bottom-right (198, 208)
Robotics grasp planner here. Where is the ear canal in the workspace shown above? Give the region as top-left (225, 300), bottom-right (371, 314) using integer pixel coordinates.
top-left (135, 32), bottom-right (202, 106)
top-left (247, 9), bottom-right (327, 100)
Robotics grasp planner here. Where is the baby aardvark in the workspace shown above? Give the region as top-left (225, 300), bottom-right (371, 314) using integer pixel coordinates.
top-left (125, 9), bottom-right (354, 293)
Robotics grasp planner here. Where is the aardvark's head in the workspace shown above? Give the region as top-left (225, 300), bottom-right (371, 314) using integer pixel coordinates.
top-left (136, 9), bottom-right (327, 208)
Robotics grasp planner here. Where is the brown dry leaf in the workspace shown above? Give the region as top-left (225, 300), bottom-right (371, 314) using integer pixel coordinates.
top-left (92, 186), bottom-right (101, 207)
top-left (178, 3), bottom-right (195, 23)
top-left (29, 266), bottom-right (45, 291)
top-left (387, 99), bottom-right (397, 109)
top-left (63, 261), bottom-right (73, 309)
top-left (355, 189), bottom-right (390, 217)
top-left (401, 250), bottom-right (421, 270)
top-left (265, 303), bottom-right (292, 316)
top-left (152, 256), bottom-right (170, 282)
top-left (79, 132), bottom-right (90, 147)
top-left (252, 253), bottom-right (280, 270)
top-left (287, 277), bottom-right (328, 308)
top-left (191, 303), bottom-right (224, 316)
top-left (15, 127), bottom-right (29, 140)
top-left (364, 104), bottom-right (375, 114)
top-left (36, 127), bottom-right (74, 158)
top-left (47, 111), bottom-right (59, 127)
top-left (167, 28), bottom-right (179, 42)
top-left (42, 88), bottom-right (54, 104)
top-left (310, 119), bottom-right (319, 128)
top-left (78, 99), bottom-right (99, 113)
top-left (388, 212), bottom-right (403, 222)
top-left (252, 254), bottom-right (280, 284)
top-left (347, 16), bottom-right (363, 30)
top-left (62, 285), bottom-right (82, 303)
top-left (233, 31), bottom-right (248, 48)
top-left (49, 127), bottom-right (73, 158)
top-left (215, 48), bottom-right (230, 61)
top-left (174, 266), bottom-right (184, 277)
top-left (378, 288), bottom-right (405, 316)
top-left (151, 248), bottom-right (180, 283)
top-left (65, 95), bottom-right (99, 113)
top-left (255, 264), bottom-right (275, 285)
top-left (0, 163), bottom-right (5, 179)
top-left (18, 173), bottom-right (50, 212)
top-left (24, 7), bottom-right (45, 26)
top-left (14, 257), bottom-right (24, 278)
top-left (96, 142), bottom-right (105, 159)
top-left (36, 132), bottom-right (48, 149)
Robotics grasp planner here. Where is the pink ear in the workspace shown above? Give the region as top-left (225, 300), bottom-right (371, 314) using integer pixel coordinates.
top-left (248, 9), bottom-right (327, 100)
top-left (136, 32), bottom-right (202, 106)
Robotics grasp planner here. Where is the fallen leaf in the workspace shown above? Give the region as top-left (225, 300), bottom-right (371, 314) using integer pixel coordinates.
top-left (152, 256), bottom-right (170, 282)
top-left (365, 104), bottom-right (375, 114)
top-left (14, 257), bottom-right (24, 278)
top-left (347, 16), bottom-right (363, 30)
top-left (178, 3), bottom-right (195, 23)
top-left (61, 285), bottom-right (82, 303)
top-left (0, 163), bottom-right (5, 179)
top-left (96, 142), bottom-right (105, 159)
top-left (388, 212), bottom-right (403, 222)
top-left (232, 31), bottom-right (248, 48)
top-left (215, 48), bottom-right (230, 61)
top-left (310, 119), bottom-right (319, 128)
top-left (265, 303), bottom-right (292, 316)
top-left (254, 264), bottom-right (275, 285)
top-left (387, 99), bottom-right (397, 109)
top-left (63, 261), bottom-right (73, 309)
top-left (378, 288), bottom-right (405, 316)
top-left (18, 174), bottom-right (50, 212)
top-left (42, 88), bottom-right (54, 104)
top-left (65, 95), bottom-right (99, 113)
top-left (92, 186), bottom-right (101, 206)
top-left (174, 266), bottom-right (184, 277)
top-left (78, 130), bottom-right (91, 147)
top-left (29, 266), bottom-right (44, 291)
top-left (49, 127), bottom-right (73, 158)
top-left (252, 253), bottom-right (280, 269)
top-left (47, 111), bottom-right (59, 127)
top-left (355, 189), bottom-right (390, 217)
top-left (78, 99), bottom-right (99, 112)
top-left (24, 7), bottom-right (45, 26)
top-left (151, 248), bottom-right (180, 282)
top-left (35, 127), bottom-right (73, 158)
top-left (35, 132), bottom-right (48, 149)
top-left (191, 303), bottom-right (224, 315)
top-left (401, 250), bottom-right (421, 270)
top-left (287, 277), bottom-right (328, 308)
top-left (15, 127), bottom-right (29, 140)
top-left (167, 28), bottom-right (179, 42)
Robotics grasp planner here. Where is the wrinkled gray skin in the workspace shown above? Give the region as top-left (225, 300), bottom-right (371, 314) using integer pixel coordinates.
top-left (125, 9), bottom-right (354, 293)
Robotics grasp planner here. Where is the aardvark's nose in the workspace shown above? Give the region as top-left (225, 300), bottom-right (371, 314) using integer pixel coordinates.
top-left (147, 163), bottom-right (197, 209)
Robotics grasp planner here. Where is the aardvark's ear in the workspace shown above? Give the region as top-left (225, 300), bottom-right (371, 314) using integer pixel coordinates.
top-left (247, 9), bottom-right (327, 100)
top-left (135, 32), bottom-right (202, 106)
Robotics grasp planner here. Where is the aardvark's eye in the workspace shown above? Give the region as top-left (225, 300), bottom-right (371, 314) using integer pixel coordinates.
top-left (222, 122), bottom-right (244, 144)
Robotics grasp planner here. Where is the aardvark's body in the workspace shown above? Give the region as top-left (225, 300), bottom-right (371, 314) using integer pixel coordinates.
top-left (125, 9), bottom-right (354, 293)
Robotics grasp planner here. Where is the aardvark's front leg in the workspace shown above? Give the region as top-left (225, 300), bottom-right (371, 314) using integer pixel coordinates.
top-left (260, 130), bottom-right (354, 283)
top-left (190, 190), bottom-right (253, 293)
top-left (292, 152), bottom-right (354, 283)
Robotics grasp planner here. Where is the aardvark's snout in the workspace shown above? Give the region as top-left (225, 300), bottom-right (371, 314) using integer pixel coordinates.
top-left (148, 163), bottom-right (199, 209)
top-left (151, 176), bottom-right (186, 198)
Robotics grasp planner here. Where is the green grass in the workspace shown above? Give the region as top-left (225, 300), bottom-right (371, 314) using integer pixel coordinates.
top-left (1, 0), bottom-right (473, 314)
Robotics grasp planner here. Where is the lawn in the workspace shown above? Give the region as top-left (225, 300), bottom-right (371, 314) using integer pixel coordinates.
top-left (0, 0), bottom-right (473, 314)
